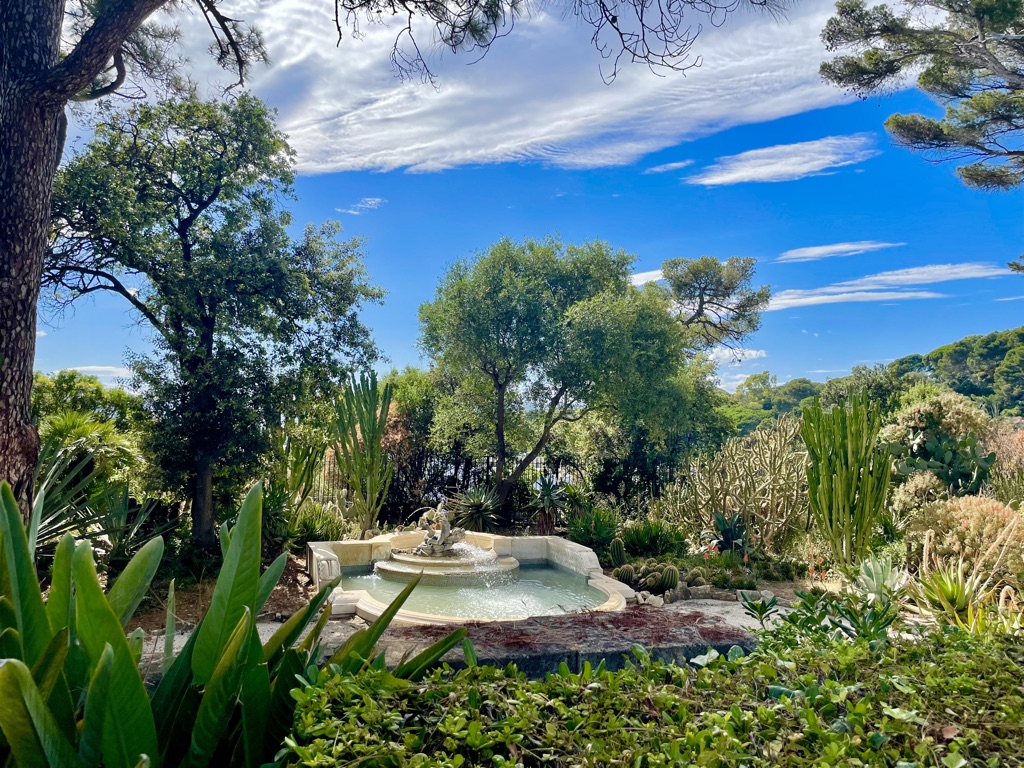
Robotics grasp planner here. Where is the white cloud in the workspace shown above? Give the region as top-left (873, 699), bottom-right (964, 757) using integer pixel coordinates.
top-left (336, 197), bottom-right (387, 215)
top-left (769, 262), bottom-right (1012, 310)
top-left (716, 371), bottom-right (752, 393)
top-left (630, 269), bottom-right (663, 285)
top-left (154, 0), bottom-right (850, 173)
top-left (36, 330), bottom-right (47, 338)
top-left (67, 366), bottom-right (131, 384)
top-left (643, 160), bottom-right (694, 174)
top-left (808, 368), bottom-right (848, 374)
top-left (996, 295), bottom-right (1024, 301)
top-left (686, 134), bottom-right (879, 186)
top-left (777, 240), bottom-right (905, 263)
top-left (708, 347), bottom-right (767, 365)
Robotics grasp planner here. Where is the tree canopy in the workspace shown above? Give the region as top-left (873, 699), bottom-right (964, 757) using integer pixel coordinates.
top-left (420, 237), bottom-right (688, 499)
top-left (820, 0), bottom-right (1024, 190)
top-left (46, 95), bottom-right (382, 546)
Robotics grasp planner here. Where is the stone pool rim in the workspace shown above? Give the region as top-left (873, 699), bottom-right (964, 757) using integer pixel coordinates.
top-left (307, 531), bottom-right (630, 625)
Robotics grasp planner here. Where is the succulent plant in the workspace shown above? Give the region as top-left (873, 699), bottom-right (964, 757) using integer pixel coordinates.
top-left (657, 565), bottom-right (680, 592)
top-left (643, 572), bottom-right (663, 590)
top-left (684, 568), bottom-right (704, 586)
top-left (614, 564), bottom-right (637, 585)
top-left (609, 537), bottom-right (628, 567)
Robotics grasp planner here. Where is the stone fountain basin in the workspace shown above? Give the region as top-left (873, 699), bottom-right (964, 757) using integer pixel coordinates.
top-left (307, 531), bottom-right (629, 626)
top-left (376, 552), bottom-right (521, 585)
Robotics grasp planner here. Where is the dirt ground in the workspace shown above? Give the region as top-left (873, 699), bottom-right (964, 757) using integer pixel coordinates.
top-left (128, 554), bottom-right (317, 634)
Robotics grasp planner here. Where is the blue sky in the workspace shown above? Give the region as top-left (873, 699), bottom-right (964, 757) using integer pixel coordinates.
top-left (36, 0), bottom-right (1024, 391)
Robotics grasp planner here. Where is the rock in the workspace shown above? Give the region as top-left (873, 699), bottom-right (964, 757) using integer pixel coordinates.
top-left (663, 591), bottom-right (673, 605)
top-left (760, 590), bottom-right (776, 601)
top-left (688, 585), bottom-right (713, 599)
top-left (647, 595), bottom-right (665, 607)
top-left (737, 589), bottom-right (762, 604)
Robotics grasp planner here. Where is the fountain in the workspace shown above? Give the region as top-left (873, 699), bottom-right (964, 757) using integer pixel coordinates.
top-left (372, 504), bottom-right (521, 586)
top-left (306, 504), bottom-right (630, 625)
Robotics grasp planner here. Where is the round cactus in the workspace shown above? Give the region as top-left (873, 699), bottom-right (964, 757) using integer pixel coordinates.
top-left (643, 573), bottom-right (662, 590)
top-left (684, 568), bottom-right (704, 586)
top-left (609, 538), bottom-right (628, 568)
top-left (615, 564), bottom-right (637, 585)
top-left (690, 576), bottom-right (707, 587)
top-left (657, 565), bottom-right (680, 593)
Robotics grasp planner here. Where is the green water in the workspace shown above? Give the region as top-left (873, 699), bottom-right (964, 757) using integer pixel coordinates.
top-left (343, 565), bottom-right (606, 619)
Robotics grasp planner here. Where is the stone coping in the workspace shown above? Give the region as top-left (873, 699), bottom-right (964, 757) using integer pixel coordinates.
top-left (307, 530), bottom-right (627, 625)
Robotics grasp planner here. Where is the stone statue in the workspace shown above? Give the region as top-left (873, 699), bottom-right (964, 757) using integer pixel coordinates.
top-left (412, 502), bottom-right (465, 557)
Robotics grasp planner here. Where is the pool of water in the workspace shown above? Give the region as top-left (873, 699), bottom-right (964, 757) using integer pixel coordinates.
top-left (342, 565), bottom-right (607, 620)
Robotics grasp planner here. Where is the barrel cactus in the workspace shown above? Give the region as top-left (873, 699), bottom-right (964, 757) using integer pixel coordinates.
top-left (657, 565), bottom-right (680, 592)
top-left (615, 564), bottom-right (637, 585)
top-left (609, 537), bottom-right (628, 567)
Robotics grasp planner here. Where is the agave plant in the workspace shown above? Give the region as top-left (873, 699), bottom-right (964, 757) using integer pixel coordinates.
top-left (853, 552), bottom-right (909, 604)
top-left (452, 485), bottom-right (502, 532)
top-left (531, 476), bottom-right (566, 536)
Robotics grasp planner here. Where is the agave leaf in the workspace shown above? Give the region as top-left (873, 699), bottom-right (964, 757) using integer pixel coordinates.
top-left (0, 482), bottom-right (52, 665)
top-left (79, 644), bottom-right (114, 768)
top-left (182, 608), bottom-right (255, 768)
top-left (192, 484), bottom-right (263, 685)
top-left (0, 659), bottom-right (80, 768)
top-left (393, 626), bottom-right (467, 681)
top-left (107, 537), bottom-right (165, 628)
top-left (72, 545), bottom-right (158, 768)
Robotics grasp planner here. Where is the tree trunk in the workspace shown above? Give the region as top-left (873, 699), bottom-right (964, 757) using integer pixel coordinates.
top-left (192, 455), bottom-right (216, 551)
top-left (0, 1), bottom-right (67, 515)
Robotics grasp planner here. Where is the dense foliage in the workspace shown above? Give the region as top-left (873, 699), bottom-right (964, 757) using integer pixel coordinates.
top-left (286, 598), bottom-right (1024, 766)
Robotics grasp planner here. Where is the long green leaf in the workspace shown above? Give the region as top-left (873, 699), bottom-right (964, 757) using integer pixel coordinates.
top-left (393, 626), bottom-right (467, 681)
top-left (262, 649), bottom-right (305, 758)
top-left (72, 545), bottom-right (158, 768)
top-left (261, 577), bottom-right (338, 668)
top-left (192, 484), bottom-right (263, 685)
top-left (0, 659), bottom-right (80, 768)
top-left (0, 482), bottom-right (51, 665)
top-left (182, 608), bottom-right (255, 768)
top-left (79, 644), bottom-right (114, 768)
top-left (45, 534), bottom-right (76, 634)
top-left (238, 662), bottom-right (271, 768)
top-left (107, 536), bottom-right (165, 628)
top-left (327, 577), bottom-right (420, 673)
top-left (152, 621), bottom-right (200, 756)
top-left (255, 553), bottom-right (287, 615)
top-left (163, 579), bottom-right (176, 675)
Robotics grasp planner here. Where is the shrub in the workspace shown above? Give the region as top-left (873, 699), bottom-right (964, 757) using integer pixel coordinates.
top-left (287, 602), bottom-right (1024, 766)
top-left (289, 500), bottom-right (356, 548)
top-left (888, 471), bottom-right (947, 529)
top-left (909, 496), bottom-right (1024, 587)
top-left (619, 517), bottom-right (688, 558)
top-left (566, 503), bottom-right (619, 560)
top-left (658, 417), bottom-right (808, 556)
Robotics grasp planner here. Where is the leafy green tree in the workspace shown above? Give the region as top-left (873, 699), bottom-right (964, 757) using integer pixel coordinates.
top-left (819, 364), bottom-right (909, 415)
top-left (1, 0), bottom-right (779, 516)
top-left (820, 0), bottom-right (1024, 190)
top-left (46, 95), bottom-right (381, 548)
top-left (32, 369), bottom-right (145, 431)
top-left (420, 237), bottom-right (687, 502)
top-left (735, 371), bottom-right (778, 410)
top-left (661, 256), bottom-right (771, 348)
top-left (995, 346), bottom-right (1024, 410)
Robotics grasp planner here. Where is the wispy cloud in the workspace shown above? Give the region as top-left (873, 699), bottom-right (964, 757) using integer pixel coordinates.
top-left (630, 269), bottom-right (663, 285)
top-left (708, 347), bottom-right (766, 365)
top-left (36, 330), bottom-right (47, 338)
top-left (777, 240), bottom-right (905, 263)
top-left (155, 0), bottom-right (848, 173)
top-left (996, 295), bottom-right (1024, 302)
top-left (808, 368), bottom-right (848, 374)
top-left (686, 134), bottom-right (879, 187)
top-left (643, 160), bottom-right (693, 174)
top-left (336, 197), bottom-right (387, 215)
top-left (68, 366), bottom-right (131, 384)
top-left (769, 262), bottom-right (1012, 311)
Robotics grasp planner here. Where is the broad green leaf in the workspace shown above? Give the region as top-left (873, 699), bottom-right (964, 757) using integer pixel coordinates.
top-left (72, 545), bottom-right (158, 768)
top-left (107, 537), bottom-right (165, 628)
top-left (27, 488), bottom-right (44, 564)
top-left (262, 577), bottom-right (338, 668)
top-left (0, 659), bottom-right (80, 768)
top-left (183, 608), bottom-right (255, 768)
top-left (255, 553), bottom-right (287, 615)
top-left (0, 482), bottom-right (51, 665)
top-left (238, 662), bottom-right (271, 768)
top-left (393, 627), bottom-right (467, 682)
top-left (45, 535), bottom-right (76, 634)
top-left (152, 623), bottom-right (200, 756)
top-left (462, 637), bottom-right (478, 667)
top-left (79, 644), bottom-right (114, 768)
top-left (192, 484), bottom-right (263, 685)
top-left (262, 649), bottom-right (305, 757)
top-left (0, 627), bottom-right (21, 658)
